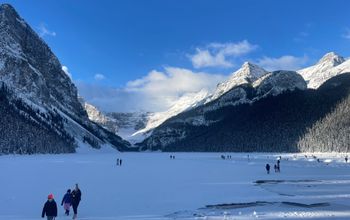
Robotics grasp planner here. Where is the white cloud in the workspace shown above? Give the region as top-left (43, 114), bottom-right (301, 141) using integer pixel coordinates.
top-left (61, 65), bottom-right (72, 79)
top-left (189, 40), bottom-right (258, 69)
top-left (342, 28), bottom-right (350, 39)
top-left (94, 73), bottom-right (106, 80)
top-left (78, 67), bottom-right (226, 112)
top-left (257, 55), bottom-right (309, 71)
top-left (37, 23), bottom-right (56, 37)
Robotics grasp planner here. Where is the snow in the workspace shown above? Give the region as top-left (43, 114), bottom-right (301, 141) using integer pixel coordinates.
top-left (298, 52), bottom-right (350, 89)
top-left (133, 89), bottom-right (209, 138)
top-left (1, 152), bottom-right (350, 219)
top-left (207, 62), bottom-right (267, 102)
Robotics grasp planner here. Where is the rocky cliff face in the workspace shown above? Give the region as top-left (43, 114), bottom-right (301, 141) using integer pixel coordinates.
top-left (0, 4), bottom-right (131, 153)
top-left (0, 4), bottom-right (86, 119)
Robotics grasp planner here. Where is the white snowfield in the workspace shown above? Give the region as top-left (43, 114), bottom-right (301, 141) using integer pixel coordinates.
top-left (1, 151), bottom-right (350, 220)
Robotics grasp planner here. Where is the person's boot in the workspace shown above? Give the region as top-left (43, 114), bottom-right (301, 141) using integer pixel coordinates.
top-left (73, 214), bottom-right (77, 219)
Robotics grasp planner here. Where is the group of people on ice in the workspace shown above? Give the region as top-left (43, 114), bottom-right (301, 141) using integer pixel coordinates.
top-left (116, 158), bottom-right (123, 166)
top-left (42, 184), bottom-right (82, 220)
top-left (265, 157), bottom-right (281, 174)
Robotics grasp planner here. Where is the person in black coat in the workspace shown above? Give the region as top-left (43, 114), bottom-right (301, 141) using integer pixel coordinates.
top-left (42, 194), bottom-right (57, 220)
top-left (71, 184), bottom-right (82, 220)
top-left (265, 163), bottom-right (270, 174)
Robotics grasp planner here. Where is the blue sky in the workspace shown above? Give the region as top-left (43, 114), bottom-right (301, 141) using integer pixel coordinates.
top-left (4, 0), bottom-right (350, 112)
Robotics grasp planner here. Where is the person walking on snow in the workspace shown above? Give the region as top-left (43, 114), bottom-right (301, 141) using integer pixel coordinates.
top-left (265, 163), bottom-right (270, 174)
top-left (42, 194), bottom-right (57, 220)
top-left (71, 184), bottom-right (82, 220)
top-left (61, 189), bottom-right (72, 216)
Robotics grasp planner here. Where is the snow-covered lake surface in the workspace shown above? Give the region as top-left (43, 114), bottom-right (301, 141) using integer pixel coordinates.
top-left (1, 151), bottom-right (350, 219)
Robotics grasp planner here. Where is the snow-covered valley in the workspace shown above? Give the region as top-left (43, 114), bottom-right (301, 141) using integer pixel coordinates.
top-left (1, 151), bottom-right (350, 219)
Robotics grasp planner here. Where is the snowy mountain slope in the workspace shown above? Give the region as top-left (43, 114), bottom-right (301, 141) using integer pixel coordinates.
top-left (0, 4), bottom-right (131, 153)
top-left (139, 70), bottom-right (309, 150)
top-left (298, 52), bottom-right (350, 89)
top-left (133, 89), bottom-right (209, 138)
top-left (208, 62), bottom-right (268, 102)
top-left (106, 111), bottom-right (150, 143)
top-left (80, 99), bottom-right (118, 134)
top-left (129, 63), bottom-right (266, 140)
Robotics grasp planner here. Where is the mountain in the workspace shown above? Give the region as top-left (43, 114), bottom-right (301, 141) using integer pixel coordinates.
top-left (298, 73), bottom-right (350, 152)
top-left (0, 4), bottom-right (131, 153)
top-left (79, 98), bottom-right (151, 144)
top-left (208, 62), bottom-right (268, 101)
top-left (106, 111), bottom-right (151, 143)
top-left (132, 89), bottom-right (209, 138)
top-left (139, 70), bottom-right (310, 151)
top-left (80, 99), bottom-right (118, 134)
top-left (298, 52), bottom-right (350, 89)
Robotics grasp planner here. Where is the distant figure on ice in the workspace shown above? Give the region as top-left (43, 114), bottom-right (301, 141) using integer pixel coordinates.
top-left (345, 156), bottom-right (348, 163)
top-left (116, 158), bottom-right (120, 166)
top-left (221, 155), bottom-right (226, 160)
top-left (277, 159), bottom-right (281, 172)
top-left (71, 184), bottom-right (82, 220)
top-left (247, 155), bottom-right (250, 162)
top-left (42, 194), bottom-right (57, 220)
top-left (265, 163), bottom-right (270, 174)
top-left (120, 159), bottom-right (123, 166)
top-left (274, 164), bottom-right (277, 173)
top-left (61, 189), bottom-right (72, 216)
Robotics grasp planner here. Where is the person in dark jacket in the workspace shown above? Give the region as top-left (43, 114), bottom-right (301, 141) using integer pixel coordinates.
top-left (61, 189), bottom-right (72, 216)
top-left (265, 163), bottom-right (270, 174)
top-left (71, 184), bottom-right (82, 220)
top-left (42, 194), bottom-right (57, 220)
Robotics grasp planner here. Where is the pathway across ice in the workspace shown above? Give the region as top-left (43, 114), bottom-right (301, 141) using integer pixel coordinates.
top-left (1, 151), bottom-right (350, 219)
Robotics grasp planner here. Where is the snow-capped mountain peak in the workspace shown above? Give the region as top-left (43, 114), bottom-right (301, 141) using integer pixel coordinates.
top-left (316, 52), bottom-right (345, 66)
top-left (209, 62), bottom-right (267, 101)
top-left (298, 52), bottom-right (349, 89)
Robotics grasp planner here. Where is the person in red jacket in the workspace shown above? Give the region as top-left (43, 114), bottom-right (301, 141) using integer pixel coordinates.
top-left (42, 194), bottom-right (57, 220)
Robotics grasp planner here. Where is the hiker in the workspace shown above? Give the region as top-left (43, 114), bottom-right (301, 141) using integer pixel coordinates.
top-left (277, 159), bottom-right (281, 172)
top-left (116, 158), bottom-right (120, 166)
top-left (120, 159), bottom-right (123, 166)
top-left (265, 163), bottom-right (270, 174)
top-left (274, 164), bottom-right (278, 173)
top-left (345, 156), bottom-right (348, 163)
top-left (42, 194), bottom-right (57, 220)
top-left (61, 189), bottom-right (72, 216)
top-left (71, 184), bottom-right (82, 220)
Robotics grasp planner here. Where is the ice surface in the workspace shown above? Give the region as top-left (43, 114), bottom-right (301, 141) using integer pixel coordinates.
top-left (0, 152), bottom-right (350, 219)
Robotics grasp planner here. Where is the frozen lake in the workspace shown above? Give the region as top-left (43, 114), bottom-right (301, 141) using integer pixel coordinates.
top-left (1, 151), bottom-right (350, 219)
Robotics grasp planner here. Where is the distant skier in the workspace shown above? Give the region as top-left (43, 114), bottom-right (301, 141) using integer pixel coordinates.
top-left (71, 184), bottom-right (82, 220)
top-left (42, 194), bottom-right (57, 220)
top-left (265, 163), bottom-right (270, 174)
top-left (61, 189), bottom-right (72, 216)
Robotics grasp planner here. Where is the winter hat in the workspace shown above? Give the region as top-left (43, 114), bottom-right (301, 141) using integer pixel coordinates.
top-left (48, 194), bottom-right (54, 199)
